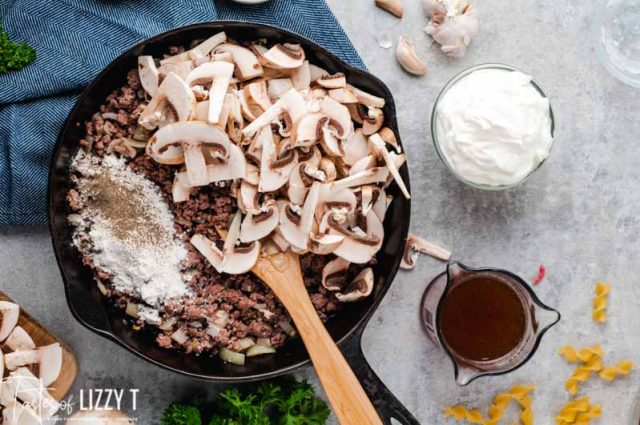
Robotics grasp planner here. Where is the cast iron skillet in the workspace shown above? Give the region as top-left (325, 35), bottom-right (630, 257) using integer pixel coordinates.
top-left (49, 22), bottom-right (415, 424)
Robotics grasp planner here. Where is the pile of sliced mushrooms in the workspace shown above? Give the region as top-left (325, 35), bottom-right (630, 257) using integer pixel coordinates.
top-left (0, 301), bottom-right (64, 424)
top-left (131, 32), bottom-right (415, 301)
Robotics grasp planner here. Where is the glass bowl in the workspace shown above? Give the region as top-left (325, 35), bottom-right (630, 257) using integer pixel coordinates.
top-left (594, 0), bottom-right (640, 88)
top-left (430, 63), bottom-right (556, 191)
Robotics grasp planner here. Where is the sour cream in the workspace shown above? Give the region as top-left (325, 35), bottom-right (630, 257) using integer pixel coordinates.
top-left (435, 68), bottom-right (553, 187)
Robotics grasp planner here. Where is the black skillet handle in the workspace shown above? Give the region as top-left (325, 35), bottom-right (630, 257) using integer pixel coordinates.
top-left (341, 326), bottom-right (421, 425)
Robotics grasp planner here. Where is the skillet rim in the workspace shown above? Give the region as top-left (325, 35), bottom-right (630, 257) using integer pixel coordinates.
top-left (48, 20), bottom-right (411, 382)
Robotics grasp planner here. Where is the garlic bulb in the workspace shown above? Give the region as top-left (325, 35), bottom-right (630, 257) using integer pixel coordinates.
top-left (421, 0), bottom-right (479, 58)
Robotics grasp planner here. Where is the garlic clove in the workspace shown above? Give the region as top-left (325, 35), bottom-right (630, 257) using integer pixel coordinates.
top-left (395, 36), bottom-right (428, 76)
top-left (375, 0), bottom-right (403, 18)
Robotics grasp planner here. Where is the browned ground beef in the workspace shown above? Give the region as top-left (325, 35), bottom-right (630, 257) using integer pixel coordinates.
top-left (67, 64), bottom-right (370, 356)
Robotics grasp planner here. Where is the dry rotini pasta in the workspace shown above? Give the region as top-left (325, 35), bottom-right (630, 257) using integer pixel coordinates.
top-left (565, 357), bottom-right (603, 395)
top-left (444, 384), bottom-right (535, 425)
top-left (598, 359), bottom-right (633, 381)
top-left (592, 282), bottom-right (610, 323)
top-left (555, 397), bottom-right (601, 425)
top-left (557, 343), bottom-right (603, 363)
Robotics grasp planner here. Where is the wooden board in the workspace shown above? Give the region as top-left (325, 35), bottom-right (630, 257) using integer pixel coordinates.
top-left (0, 292), bottom-right (78, 401)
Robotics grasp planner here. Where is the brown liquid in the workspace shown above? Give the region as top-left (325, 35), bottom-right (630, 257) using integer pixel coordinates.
top-left (439, 275), bottom-right (526, 362)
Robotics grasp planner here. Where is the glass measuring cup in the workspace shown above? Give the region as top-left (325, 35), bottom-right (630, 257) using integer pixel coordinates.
top-left (421, 262), bottom-right (561, 386)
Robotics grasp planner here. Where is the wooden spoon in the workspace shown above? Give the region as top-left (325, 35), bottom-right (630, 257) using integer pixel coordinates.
top-left (238, 240), bottom-right (383, 424)
top-left (252, 250), bottom-right (382, 424)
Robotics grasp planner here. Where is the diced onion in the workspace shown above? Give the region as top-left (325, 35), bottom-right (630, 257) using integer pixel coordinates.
top-left (213, 310), bottom-right (229, 328)
top-left (236, 337), bottom-right (256, 351)
top-left (207, 324), bottom-right (222, 338)
top-left (171, 328), bottom-right (189, 345)
top-left (278, 320), bottom-right (296, 337)
top-left (96, 281), bottom-right (108, 296)
top-left (246, 344), bottom-right (276, 357)
top-left (256, 337), bottom-right (272, 347)
top-left (159, 317), bottom-right (177, 331)
top-left (220, 347), bottom-right (245, 365)
top-left (125, 302), bottom-right (139, 318)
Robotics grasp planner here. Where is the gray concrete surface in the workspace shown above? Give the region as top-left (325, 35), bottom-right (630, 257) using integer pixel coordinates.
top-left (2, 0), bottom-right (640, 423)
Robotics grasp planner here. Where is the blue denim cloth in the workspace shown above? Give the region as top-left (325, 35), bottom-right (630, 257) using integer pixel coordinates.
top-left (0, 0), bottom-right (364, 225)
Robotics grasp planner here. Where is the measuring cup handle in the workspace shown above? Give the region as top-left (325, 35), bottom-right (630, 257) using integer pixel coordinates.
top-left (342, 327), bottom-right (420, 425)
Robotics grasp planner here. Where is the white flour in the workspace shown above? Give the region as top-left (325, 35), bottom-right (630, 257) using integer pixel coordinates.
top-left (72, 152), bottom-right (190, 307)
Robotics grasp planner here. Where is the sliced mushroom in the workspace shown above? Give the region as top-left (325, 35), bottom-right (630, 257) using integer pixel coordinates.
top-left (319, 157), bottom-right (337, 182)
top-left (401, 233), bottom-right (452, 269)
top-left (186, 61), bottom-right (234, 124)
top-left (244, 163), bottom-right (260, 185)
top-left (138, 55), bottom-right (159, 97)
top-left (372, 188), bottom-right (391, 222)
top-left (240, 200), bottom-right (279, 242)
top-left (138, 72), bottom-right (196, 130)
top-left (320, 96), bottom-right (354, 140)
top-left (4, 343), bottom-right (62, 386)
top-left (379, 127), bottom-right (401, 152)
top-left (362, 107), bottom-right (384, 136)
top-left (291, 60), bottom-right (311, 90)
top-left (349, 155), bottom-right (377, 176)
top-left (0, 302), bottom-right (19, 342)
top-left (308, 233), bottom-right (345, 255)
top-left (267, 78), bottom-right (294, 100)
top-left (326, 210), bottom-right (384, 264)
top-left (335, 268), bottom-right (374, 302)
top-left (329, 167), bottom-right (389, 193)
top-left (291, 112), bottom-right (324, 147)
top-left (317, 72), bottom-right (347, 89)
top-left (5, 326), bottom-right (35, 351)
top-left (288, 163), bottom-right (314, 205)
top-left (240, 181), bottom-right (261, 213)
top-left (361, 185), bottom-right (374, 215)
top-left (258, 126), bottom-right (298, 192)
top-left (321, 257), bottom-right (350, 291)
top-left (309, 64), bottom-right (330, 82)
top-left (191, 212), bottom-right (261, 274)
top-left (262, 43), bottom-right (305, 69)
top-left (161, 32), bottom-right (227, 64)
top-left (328, 87), bottom-right (358, 104)
top-left (347, 85), bottom-right (386, 108)
top-left (215, 43), bottom-right (263, 81)
top-left (369, 133), bottom-right (410, 199)
top-left (279, 182), bottom-right (321, 251)
top-left (157, 61), bottom-right (193, 81)
top-left (343, 129), bottom-right (370, 166)
top-left (242, 88), bottom-right (308, 136)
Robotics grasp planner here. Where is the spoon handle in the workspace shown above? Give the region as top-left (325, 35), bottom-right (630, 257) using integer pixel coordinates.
top-left (276, 276), bottom-right (382, 425)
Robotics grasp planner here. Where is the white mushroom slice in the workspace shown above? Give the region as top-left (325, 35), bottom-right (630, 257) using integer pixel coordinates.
top-left (258, 126), bottom-right (298, 192)
top-left (244, 163), bottom-right (260, 185)
top-left (262, 43), bottom-right (305, 69)
top-left (195, 101), bottom-right (209, 121)
top-left (329, 167), bottom-right (389, 192)
top-left (192, 214), bottom-right (261, 275)
top-left (372, 188), bottom-right (390, 222)
top-left (328, 87), bottom-right (358, 104)
top-left (291, 60), bottom-right (311, 90)
top-left (243, 81), bottom-right (273, 120)
top-left (279, 182), bottom-right (321, 250)
top-left (349, 155), bottom-right (377, 176)
top-left (318, 187), bottom-right (358, 218)
top-left (211, 51), bottom-right (234, 63)
top-left (347, 85), bottom-right (386, 109)
top-left (321, 257), bottom-right (350, 291)
top-left (319, 124), bottom-right (345, 157)
top-left (204, 142), bottom-right (247, 183)
top-left (160, 32), bottom-right (227, 64)
top-left (138, 55), bottom-right (159, 97)
top-left (379, 127), bottom-right (401, 152)
top-left (369, 133), bottom-right (410, 199)
top-left (401, 233), bottom-right (451, 270)
top-left (147, 120), bottom-right (230, 167)
top-left (183, 143), bottom-right (208, 186)
top-left (309, 64), bottom-right (330, 82)
top-left (243, 88), bottom-right (308, 136)
top-left (343, 129), bottom-right (370, 166)
top-left (287, 163), bottom-right (314, 206)
top-left (186, 62), bottom-right (234, 124)
top-left (309, 233), bottom-right (345, 255)
top-left (329, 210), bottom-right (384, 264)
top-left (4, 343), bottom-right (62, 386)
top-left (0, 302), bottom-right (19, 341)
top-left (239, 181), bottom-right (260, 213)
top-left (298, 146), bottom-right (322, 169)
top-left (317, 72), bottom-right (347, 89)
top-left (292, 112), bottom-right (324, 146)
top-left (138, 72), bottom-right (195, 130)
top-left (336, 268), bottom-right (374, 302)
top-left (319, 157), bottom-right (337, 182)
top-left (320, 96), bottom-right (354, 139)
top-left (362, 107), bottom-right (384, 136)
top-left (346, 103), bottom-right (367, 124)
top-left (361, 185), bottom-right (374, 215)
top-left (6, 368), bottom-right (59, 418)
top-left (271, 226), bottom-right (291, 251)
top-left (267, 78), bottom-right (294, 100)
top-left (214, 43), bottom-right (263, 81)
top-left (5, 326), bottom-right (35, 351)
top-left (157, 61), bottom-right (193, 81)
top-left (240, 200), bottom-right (279, 242)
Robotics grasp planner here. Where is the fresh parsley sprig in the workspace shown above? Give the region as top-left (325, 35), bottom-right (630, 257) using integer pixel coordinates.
top-left (0, 23), bottom-right (36, 74)
top-left (161, 377), bottom-right (330, 425)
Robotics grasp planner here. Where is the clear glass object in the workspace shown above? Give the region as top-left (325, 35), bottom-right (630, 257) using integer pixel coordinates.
top-left (594, 0), bottom-right (640, 87)
top-left (430, 64), bottom-right (555, 191)
top-left (420, 262), bottom-right (561, 386)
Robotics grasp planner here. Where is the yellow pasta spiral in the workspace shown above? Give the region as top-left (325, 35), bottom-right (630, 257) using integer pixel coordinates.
top-left (444, 384), bottom-right (535, 425)
top-left (443, 406), bottom-right (487, 424)
top-left (592, 282), bottom-right (610, 323)
top-left (565, 357), bottom-right (603, 395)
top-left (574, 403), bottom-right (602, 425)
top-left (555, 397), bottom-right (597, 425)
top-left (557, 343), bottom-right (603, 363)
top-left (598, 359), bottom-right (633, 381)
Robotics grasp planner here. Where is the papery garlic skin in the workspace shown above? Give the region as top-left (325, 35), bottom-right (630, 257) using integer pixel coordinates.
top-left (435, 69), bottom-right (553, 187)
top-left (422, 0), bottom-right (479, 58)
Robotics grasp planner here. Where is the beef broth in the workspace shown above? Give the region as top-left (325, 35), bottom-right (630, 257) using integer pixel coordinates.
top-left (439, 275), bottom-right (526, 362)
